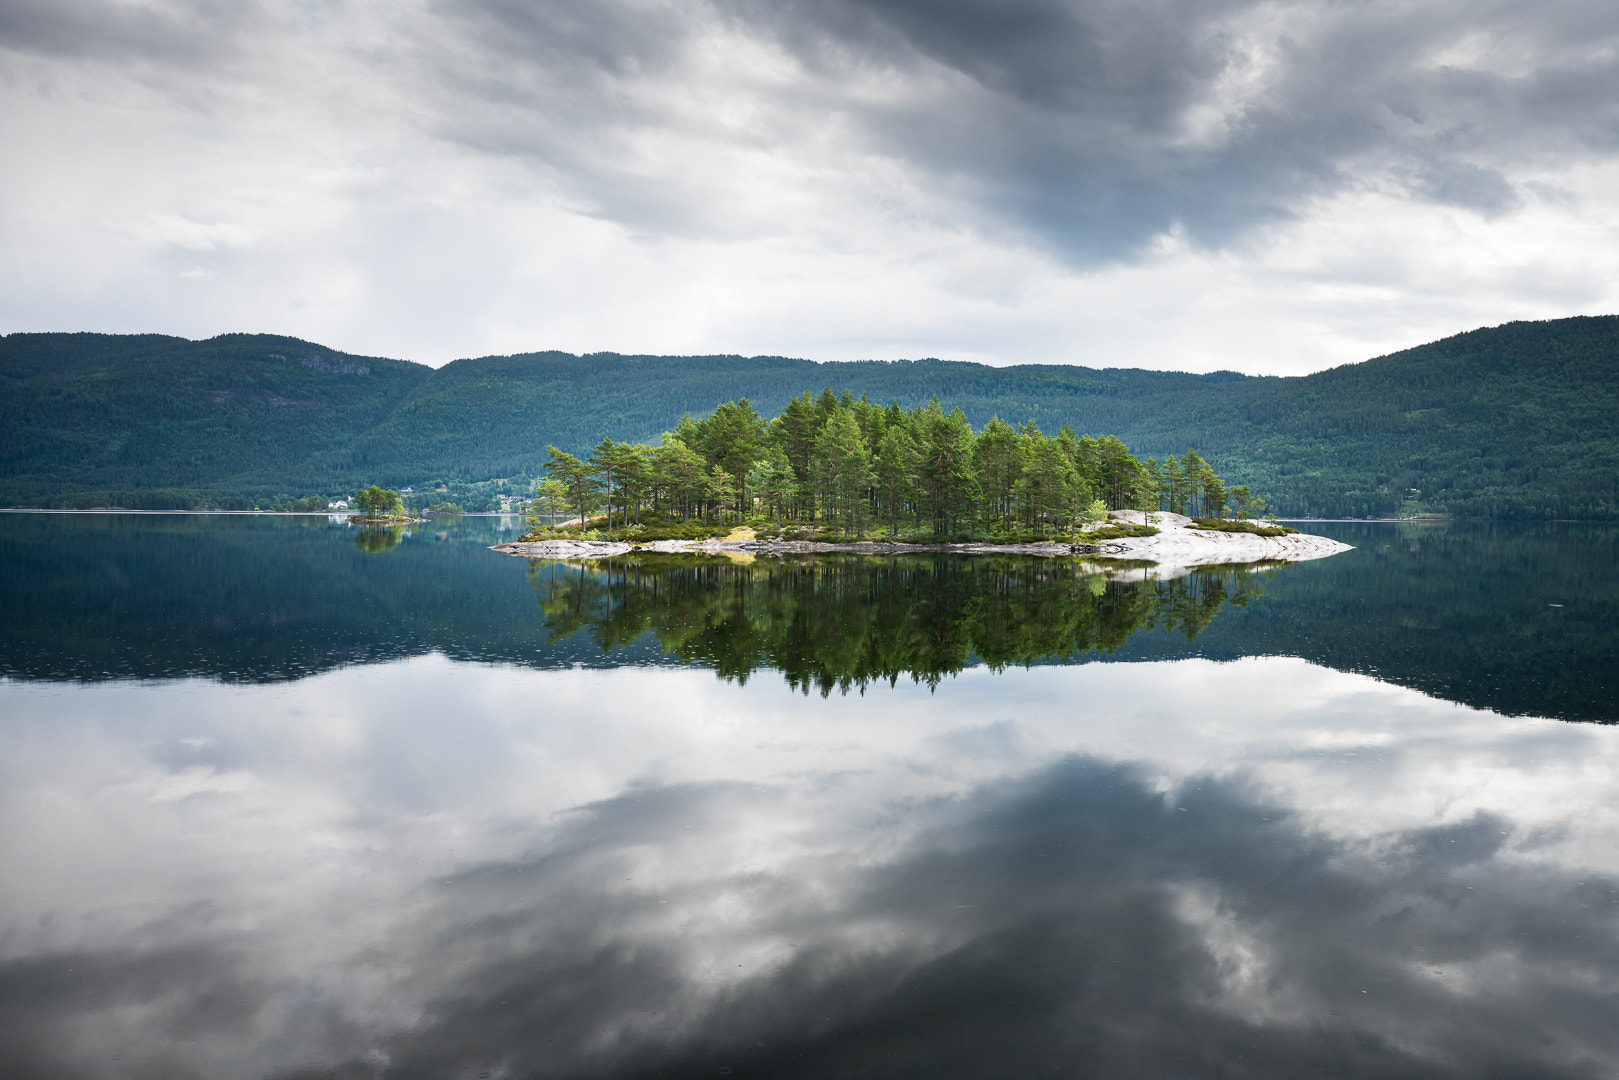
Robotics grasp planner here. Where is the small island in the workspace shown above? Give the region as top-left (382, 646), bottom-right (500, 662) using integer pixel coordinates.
top-left (492, 390), bottom-right (1352, 569)
top-left (494, 510), bottom-right (1349, 569)
top-left (346, 484), bottom-right (425, 525)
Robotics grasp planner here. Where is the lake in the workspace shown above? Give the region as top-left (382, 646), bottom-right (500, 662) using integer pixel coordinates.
top-left (1, 512), bottom-right (1616, 1078)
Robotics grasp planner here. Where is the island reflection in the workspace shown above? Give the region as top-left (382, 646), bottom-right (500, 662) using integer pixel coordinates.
top-left (2, 514), bottom-right (1612, 722)
top-left (528, 554), bottom-right (1281, 693)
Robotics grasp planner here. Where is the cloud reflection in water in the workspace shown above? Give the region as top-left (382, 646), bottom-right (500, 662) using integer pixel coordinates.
top-left (0, 658), bottom-right (1616, 1078)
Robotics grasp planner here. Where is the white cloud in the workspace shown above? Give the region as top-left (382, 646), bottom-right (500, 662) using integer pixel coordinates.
top-left (1, 0), bottom-right (1617, 371)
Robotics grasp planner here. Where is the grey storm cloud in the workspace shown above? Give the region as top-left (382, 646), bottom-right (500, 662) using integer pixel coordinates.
top-left (8, 0), bottom-right (1619, 262)
top-left (0, 0), bottom-right (255, 68)
top-left (422, 0), bottom-right (1619, 256)
top-left (5, 0), bottom-right (1619, 369)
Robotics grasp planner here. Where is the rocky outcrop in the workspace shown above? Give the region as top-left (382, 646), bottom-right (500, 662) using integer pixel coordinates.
top-left (490, 538), bottom-right (1088, 559)
top-left (1088, 512), bottom-right (1353, 574)
top-left (491, 514), bottom-right (1352, 569)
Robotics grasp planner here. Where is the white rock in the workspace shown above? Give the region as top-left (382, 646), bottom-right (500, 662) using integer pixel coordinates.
top-left (490, 539), bottom-right (632, 559)
top-left (1092, 511), bottom-right (1352, 576)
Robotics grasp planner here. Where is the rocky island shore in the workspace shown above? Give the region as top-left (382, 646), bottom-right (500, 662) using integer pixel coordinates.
top-left (491, 511), bottom-right (1351, 571)
top-left (1089, 511), bottom-right (1352, 573)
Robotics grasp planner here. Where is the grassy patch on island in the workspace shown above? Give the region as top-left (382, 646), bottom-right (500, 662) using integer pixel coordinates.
top-left (1188, 518), bottom-right (1297, 536)
top-left (1076, 523), bottom-right (1161, 541)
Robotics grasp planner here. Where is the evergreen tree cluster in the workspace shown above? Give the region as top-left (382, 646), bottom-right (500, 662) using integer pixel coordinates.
top-left (352, 485), bottom-right (406, 517)
top-left (535, 390), bottom-right (1249, 541)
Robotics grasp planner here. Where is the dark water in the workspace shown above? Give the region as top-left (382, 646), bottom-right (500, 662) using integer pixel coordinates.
top-left (1, 513), bottom-right (1617, 1079)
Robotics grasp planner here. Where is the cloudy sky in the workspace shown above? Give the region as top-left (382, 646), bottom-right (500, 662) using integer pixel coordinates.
top-left (3, 0), bottom-right (1619, 373)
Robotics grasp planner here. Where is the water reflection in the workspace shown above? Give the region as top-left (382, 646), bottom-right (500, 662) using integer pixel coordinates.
top-left (530, 555), bottom-right (1273, 693)
top-left (2, 659), bottom-right (1616, 1078)
top-left (353, 524), bottom-right (407, 554)
top-left (1, 514), bottom-right (1613, 722)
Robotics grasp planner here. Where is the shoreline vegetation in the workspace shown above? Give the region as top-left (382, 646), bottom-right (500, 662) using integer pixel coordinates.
top-left (494, 511), bottom-right (1352, 572)
top-left (0, 508), bottom-right (1445, 521)
top-left (520, 388), bottom-right (1275, 548)
top-left (499, 389), bottom-right (1351, 568)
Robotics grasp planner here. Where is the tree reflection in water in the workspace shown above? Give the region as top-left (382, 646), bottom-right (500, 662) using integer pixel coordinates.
top-left (353, 524), bottom-right (406, 554)
top-left (529, 554), bottom-right (1282, 694)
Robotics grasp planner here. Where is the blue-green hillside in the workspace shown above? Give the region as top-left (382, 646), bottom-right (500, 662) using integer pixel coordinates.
top-left (2, 316), bottom-right (1615, 518)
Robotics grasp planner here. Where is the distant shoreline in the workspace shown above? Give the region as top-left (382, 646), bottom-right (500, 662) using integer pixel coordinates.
top-left (1274, 516), bottom-right (1450, 523)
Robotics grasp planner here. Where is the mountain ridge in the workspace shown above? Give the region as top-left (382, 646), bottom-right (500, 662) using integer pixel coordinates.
top-left (2, 316), bottom-right (1615, 518)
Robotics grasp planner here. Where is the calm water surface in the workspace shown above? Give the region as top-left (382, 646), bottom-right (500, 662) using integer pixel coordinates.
top-left (0, 513), bottom-right (1616, 1079)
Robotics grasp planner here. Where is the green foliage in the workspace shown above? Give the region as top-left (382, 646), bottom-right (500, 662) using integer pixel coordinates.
top-left (603, 522), bottom-right (735, 542)
top-left (6, 316), bottom-right (1618, 518)
top-left (270, 494), bottom-right (332, 513)
top-left (353, 525), bottom-right (405, 554)
top-left (525, 388), bottom-right (1212, 540)
top-left (543, 445), bottom-right (599, 527)
top-left (1188, 518), bottom-right (1297, 536)
top-left (0, 333), bottom-right (424, 506)
top-left (353, 485), bottom-right (405, 517)
top-left (1227, 485), bottom-right (1265, 520)
top-left (528, 477), bottom-right (572, 531)
top-left (813, 408), bottom-right (874, 537)
top-left (45, 488), bottom-right (254, 511)
top-left (1076, 522), bottom-right (1162, 541)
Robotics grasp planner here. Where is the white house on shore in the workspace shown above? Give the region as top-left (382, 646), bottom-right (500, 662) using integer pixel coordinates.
top-left (328, 499), bottom-right (350, 510)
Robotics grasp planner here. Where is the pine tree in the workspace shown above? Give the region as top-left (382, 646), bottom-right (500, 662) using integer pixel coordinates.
top-left (773, 392), bottom-right (821, 521)
top-left (1163, 455), bottom-right (1186, 514)
top-left (1137, 458), bottom-right (1163, 524)
top-left (972, 416), bottom-right (1022, 534)
top-left (919, 403), bottom-right (979, 538)
top-left (874, 424), bottom-right (919, 537)
top-left (813, 408), bottom-right (874, 537)
top-left (1025, 435), bottom-right (1076, 536)
top-left (1179, 450), bottom-right (1207, 516)
top-left (531, 477), bottom-right (571, 531)
top-left (1094, 435), bottom-right (1140, 510)
top-left (697, 399), bottom-right (766, 516)
top-left (1200, 464), bottom-right (1228, 519)
top-left (654, 436), bottom-right (706, 522)
top-left (752, 444), bottom-right (794, 527)
top-left (1229, 485), bottom-right (1262, 520)
top-left (544, 446), bottom-right (599, 528)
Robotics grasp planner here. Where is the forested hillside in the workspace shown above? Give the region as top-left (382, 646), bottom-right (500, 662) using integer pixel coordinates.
top-left (1219, 319), bottom-right (1619, 519)
top-left (0, 333), bottom-right (427, 509)
top-left (2, 317), bottom-right (1615, 517)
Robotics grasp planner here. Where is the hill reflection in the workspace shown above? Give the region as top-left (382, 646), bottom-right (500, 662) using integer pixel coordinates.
top-left (1, 514), bottom-right (1613, 723)
top-left (530, 555), bottom-right (1272, 694)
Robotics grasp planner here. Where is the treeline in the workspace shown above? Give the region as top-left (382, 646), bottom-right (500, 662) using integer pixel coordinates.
top-left (47, 488), bottom-right (257, 511)
top-left (537, 390), bottom-right (1262, 541)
